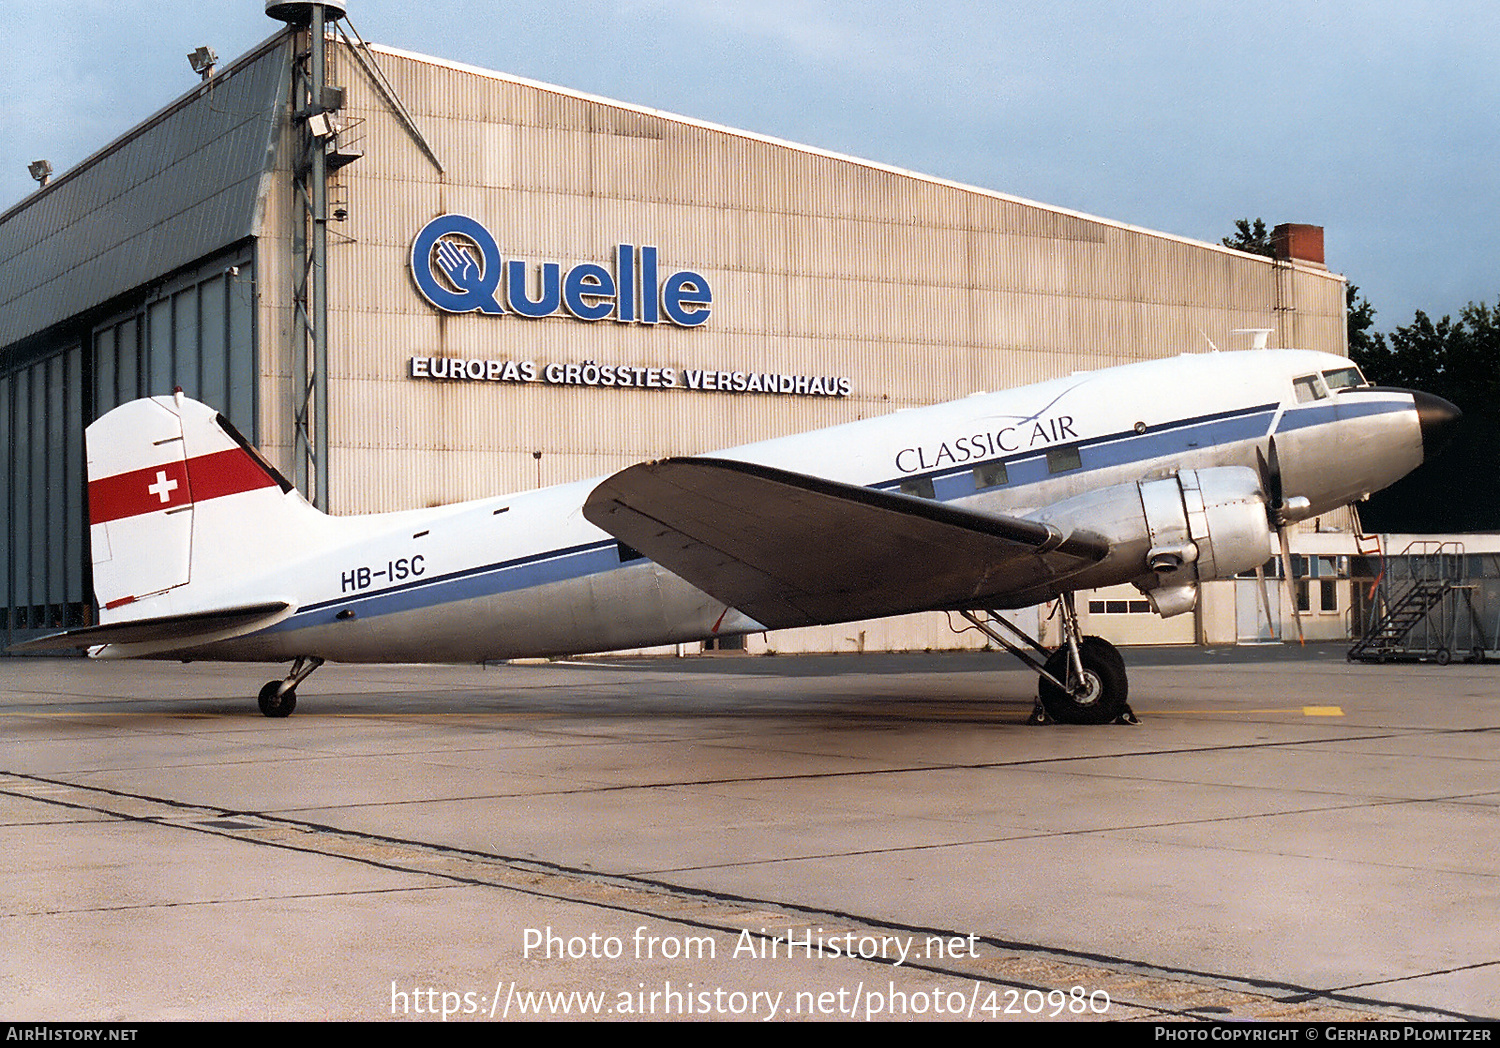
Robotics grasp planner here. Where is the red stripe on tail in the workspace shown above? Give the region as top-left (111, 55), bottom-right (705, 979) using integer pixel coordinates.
top-left (186, 446), bottom-right (281, 503)
top-left (89, 449), bottom-right (279, 525)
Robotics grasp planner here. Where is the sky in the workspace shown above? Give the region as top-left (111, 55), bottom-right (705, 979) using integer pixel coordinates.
top-left (1, 0), bottom-right (1495, 332)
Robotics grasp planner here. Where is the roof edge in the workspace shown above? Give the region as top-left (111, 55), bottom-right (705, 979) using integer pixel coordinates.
top-left (0, 29), bottom-right (292, 228)
top-left (365, 40), bottom-right (1346, 282)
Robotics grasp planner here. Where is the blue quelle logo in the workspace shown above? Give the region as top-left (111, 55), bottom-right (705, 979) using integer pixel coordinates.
top-left (409, 214), bottom-right (711, 327)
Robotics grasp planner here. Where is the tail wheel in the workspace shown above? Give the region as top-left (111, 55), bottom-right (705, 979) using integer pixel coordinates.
top-left (1039, 636), bottom-right (1128, 725)
top-left (257, 680), bottom-right (297, 718)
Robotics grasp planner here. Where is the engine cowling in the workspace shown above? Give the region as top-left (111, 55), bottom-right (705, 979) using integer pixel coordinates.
top-left (1027, 466), bottom-right (1273, 617)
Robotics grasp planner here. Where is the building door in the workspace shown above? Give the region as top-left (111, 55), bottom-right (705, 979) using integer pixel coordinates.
top-left (1236, 575), bottom-right (1280, 642)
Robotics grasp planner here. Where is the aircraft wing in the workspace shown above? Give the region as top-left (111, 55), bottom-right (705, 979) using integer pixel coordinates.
top-left (583, 457), bottom-right (1110, 629)
top-left (6, 601), bottom-right (293, 654)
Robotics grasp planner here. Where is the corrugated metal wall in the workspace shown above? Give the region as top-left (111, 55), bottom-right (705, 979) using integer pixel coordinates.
top-left (0, 37), bottom-right (282, 651)
top-left (1, 347), bottom-right (87, 639)
top-left (0, 28), bottom-right (1348, 654)
top-left (92, 251), bottom-right (258, 425)
top-left (0, 36), bottom-right (289, 350)
top-left (314, 41), bottom-right (1347, 518)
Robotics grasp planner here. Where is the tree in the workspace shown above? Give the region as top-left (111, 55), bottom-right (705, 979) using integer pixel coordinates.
top-left (1349, 300), bottom-right (1500, 532)
top-left (1346, 284), bottom-right (1379, 361)
top-left (1218, 217), bottom-right (1497, 530)
top-left (1222, 217), bottom-right (1274, 257)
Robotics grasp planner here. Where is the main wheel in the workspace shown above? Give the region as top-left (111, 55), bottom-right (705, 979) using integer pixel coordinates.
top-left (1038, 636), bottom-right (1128, 724)
top-left (257, 680), bottom-right (297, 718)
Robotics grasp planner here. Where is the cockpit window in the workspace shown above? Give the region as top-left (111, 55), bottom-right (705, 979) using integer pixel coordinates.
top-left (1292, 374), bottom-right (1328, 403)
top-left (1321, 366), bottom-right (1367, 390)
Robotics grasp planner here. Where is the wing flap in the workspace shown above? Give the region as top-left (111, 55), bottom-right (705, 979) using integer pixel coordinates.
top-left (6, 601), bottom-right (293, 654)
top-left (583, 457), bottom-right (1108, 629)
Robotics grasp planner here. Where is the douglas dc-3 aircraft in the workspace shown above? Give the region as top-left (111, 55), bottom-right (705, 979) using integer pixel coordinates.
top-left (13, 348), bottom-right (1458, 724)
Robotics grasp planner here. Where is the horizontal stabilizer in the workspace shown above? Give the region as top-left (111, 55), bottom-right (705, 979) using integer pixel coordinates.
top-left (7, 601), bottom-right (292, 654)
top-left (583, 457), bottom-right (1108, 629)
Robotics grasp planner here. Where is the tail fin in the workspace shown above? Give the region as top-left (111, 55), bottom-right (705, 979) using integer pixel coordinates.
top-left (87, 392), bottom-right (297, 617)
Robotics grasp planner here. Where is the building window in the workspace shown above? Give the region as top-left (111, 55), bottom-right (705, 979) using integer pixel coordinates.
top-left (1315, 555), bottom-right (1342, 579)
top-left (1237, 557), bottom-right (1281, 580)
top-left (1088, 599), bottom-right (1152, 614)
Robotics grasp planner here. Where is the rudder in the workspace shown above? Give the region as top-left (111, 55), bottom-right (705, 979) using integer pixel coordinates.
top-left (87, 393), bottom-right (295, 618)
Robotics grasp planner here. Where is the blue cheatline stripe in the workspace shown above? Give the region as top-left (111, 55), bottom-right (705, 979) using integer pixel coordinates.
top-left (270, 395), bottom-right (1415, 631)
top-left (270, 539), bottom-right (622, 632)
top-left (1272, 395), bottom-right (1409, 434)
top-left (878, 394), bottom-right (1414, 497)
top-left (875, 402), bottom-right (1280, 495)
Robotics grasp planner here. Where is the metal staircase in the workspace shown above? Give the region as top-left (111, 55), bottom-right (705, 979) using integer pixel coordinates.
top-left (1348, 541), bottom-right (1486, 664)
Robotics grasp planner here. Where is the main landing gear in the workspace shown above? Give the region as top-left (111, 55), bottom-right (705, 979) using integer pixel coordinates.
top-left (960, 593), bottom-right (1137, 725)
top-left (257, 655), bottom-right (324, 718)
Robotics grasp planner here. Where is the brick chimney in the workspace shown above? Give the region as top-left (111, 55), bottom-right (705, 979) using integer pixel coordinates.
top-left (1272, 223), bottom-right (1325, 267)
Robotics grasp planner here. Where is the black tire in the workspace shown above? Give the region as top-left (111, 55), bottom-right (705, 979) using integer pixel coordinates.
top-left (1038, 636), bottom-right (1128, 724)
top-left (258, 680), bottom-right (296, 718)
top-left (1435, 647), bottom-right (1451, 666)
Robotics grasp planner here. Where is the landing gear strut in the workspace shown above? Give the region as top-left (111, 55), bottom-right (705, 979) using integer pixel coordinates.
top-left (257, 655), bottom-right (324, 718)
top-left (961, 594), bottom-right (1136, 725)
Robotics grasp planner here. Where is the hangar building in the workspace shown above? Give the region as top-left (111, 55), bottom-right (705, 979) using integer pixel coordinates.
top-left (0, 7), bottom-right (1350, 655)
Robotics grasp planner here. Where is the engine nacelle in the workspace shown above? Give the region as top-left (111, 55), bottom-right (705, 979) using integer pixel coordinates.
top-left (1138, 467), bottom-right (1273, 582)
top-left (1027, 466), bottom-right (1274, 616)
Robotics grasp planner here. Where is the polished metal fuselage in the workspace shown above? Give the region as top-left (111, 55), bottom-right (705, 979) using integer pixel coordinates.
top-left (149, 350), bottom-right (1423, 664)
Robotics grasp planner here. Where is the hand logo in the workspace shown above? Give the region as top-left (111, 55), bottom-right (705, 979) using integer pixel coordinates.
top-left (410, 214), bottom-right (505, 314)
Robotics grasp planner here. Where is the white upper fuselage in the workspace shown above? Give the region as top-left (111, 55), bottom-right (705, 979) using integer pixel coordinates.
top-left (94, 349), bottom-right (1425, 663)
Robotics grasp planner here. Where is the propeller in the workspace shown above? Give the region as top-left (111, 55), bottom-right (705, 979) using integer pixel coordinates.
top-left (1254, 437), bottom-right (1305, 645)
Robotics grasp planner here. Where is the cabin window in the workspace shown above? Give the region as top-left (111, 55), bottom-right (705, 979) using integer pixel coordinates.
top-left (899, 476), bottom-right (935, 499)
top-left (1292, 374), bottom-right (1327, 403)
top-left (973, 462), bottom-right (1009, 489)
top-left (1046, 446), bottom-right (1082, 473)
top-left (1322, 365), bottom-right (1366, 390)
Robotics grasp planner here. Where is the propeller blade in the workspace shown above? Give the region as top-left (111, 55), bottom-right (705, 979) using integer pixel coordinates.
top-left (1254, 563), bottom-right (1277, 641)
top-left (1258, 437), bottom-right (1303, 642)
top-left (1255, 437), bottom-right (1285, 509)
top-left (1277, 527), bottom-right (1305, 646)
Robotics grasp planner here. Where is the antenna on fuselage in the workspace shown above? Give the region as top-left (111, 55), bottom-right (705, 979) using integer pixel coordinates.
top-left (1198, 329), bottom-right (1220, 352)
top-left (1232, 328), bottom-right (1274, 350)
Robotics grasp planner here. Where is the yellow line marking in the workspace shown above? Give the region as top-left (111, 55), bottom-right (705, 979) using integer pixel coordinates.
top-left (1301, 706), bottom-right (1344, 717)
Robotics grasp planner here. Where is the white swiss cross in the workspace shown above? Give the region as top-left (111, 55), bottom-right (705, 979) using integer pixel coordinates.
top-left (147, 470), bottom-right (179, 504)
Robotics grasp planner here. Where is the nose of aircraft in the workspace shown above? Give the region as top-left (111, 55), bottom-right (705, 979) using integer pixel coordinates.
top-left (1411, 390), bottom-right (1462, 458)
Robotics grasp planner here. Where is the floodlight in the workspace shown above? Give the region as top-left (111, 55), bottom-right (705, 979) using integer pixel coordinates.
top-left (187, 46), bottom-right (218, 80)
